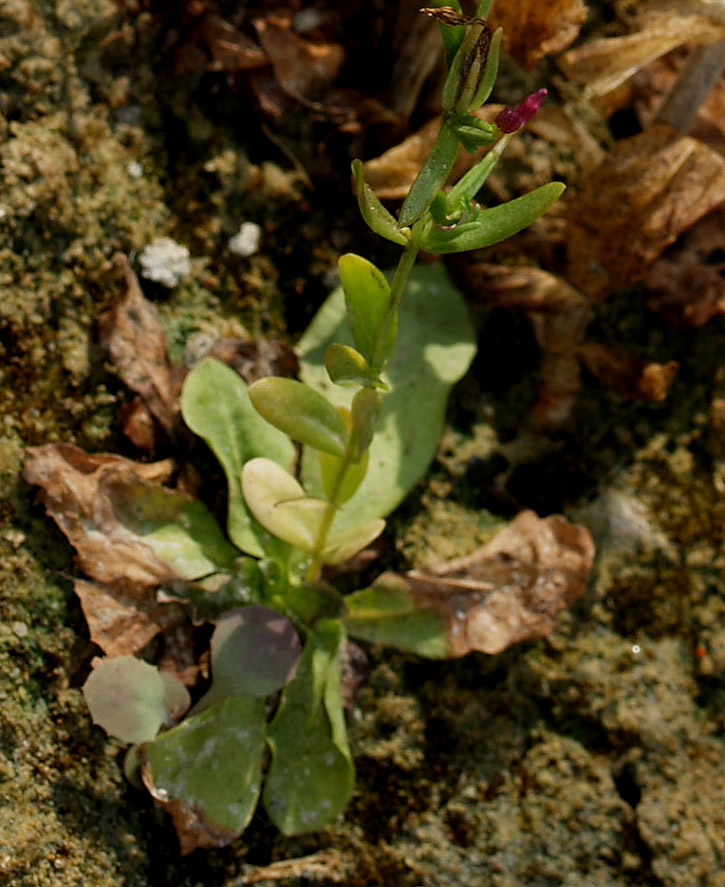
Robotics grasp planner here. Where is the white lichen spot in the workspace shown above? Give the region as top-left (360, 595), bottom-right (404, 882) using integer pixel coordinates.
top-left (139, 237), bottom-right (191, 288)
top-left (228, 221), bottom-right (262, 257)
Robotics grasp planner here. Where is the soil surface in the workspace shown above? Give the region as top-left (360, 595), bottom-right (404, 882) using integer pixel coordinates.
top-left (1, 2), bottom-right (724, 886)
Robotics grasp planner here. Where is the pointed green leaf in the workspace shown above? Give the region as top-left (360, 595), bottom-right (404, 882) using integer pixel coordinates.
top-left (338, 254), bottom-right (397, 372)
top-left (344, 576), bottom-right (448, 658)
top-left (249, 377), bottom-right (347, 457)
top-left (351, 159), bottom-right (409, 246)
top-left (298, 264), bottom-right (476, 534)
top-left (112, 482), bottom-right (239, 579)
top-left (242, 457), bottom-right (327, 551)
top-left (419, 182), bottom-right (566, 254)
top-left (262, 621), bottom-right (354, 835)
top-left (181, 358), bottom-right (294, 557)
top-left (83, 656), bottom-right (180, 744)
top-left (325, 344), bottom-right (383, 388)
top-left (399, 125), bottom-right (460, 227)
top-left (142, 696), bottom-right (266, 841)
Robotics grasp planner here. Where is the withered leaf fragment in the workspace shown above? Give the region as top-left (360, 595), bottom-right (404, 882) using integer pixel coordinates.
top-left (489, 0), bottom-right (586, 70)
top-left (566, 124), bottom-right (725, 299)
top-left (577, 343), bottom-right (679, 402)
top-left (346, 511), bottom-right (594, 657)
top-left (24, 444), bottom-right (177, 586)
top-left (98, 255), bottom-right (178, 436)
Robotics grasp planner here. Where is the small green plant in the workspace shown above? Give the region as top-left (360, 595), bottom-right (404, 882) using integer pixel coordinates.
top-left (81, 0), bottom-right (565, 851)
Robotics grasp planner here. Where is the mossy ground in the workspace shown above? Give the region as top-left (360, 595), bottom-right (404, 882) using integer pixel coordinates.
top-left (1, 2), bottom-right (724, 885)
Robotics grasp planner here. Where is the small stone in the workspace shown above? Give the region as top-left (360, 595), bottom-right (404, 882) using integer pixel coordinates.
top-left (12, 622), bottom-right (28, 638)
top-left (126, 160), bottom-right (143, 179)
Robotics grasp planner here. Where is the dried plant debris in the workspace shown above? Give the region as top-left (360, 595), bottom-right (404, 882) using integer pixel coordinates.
top-left (489, 0), bottom-right (587, 70)
top-left (577, 343), bottom-right (679, 401)
top-left (346, 511), bottom-right (594, 657)
top-left (565, 123), bottom-right (725, 299)
top-left (558, 3), bottom-right (725, 99)
top-left (644, 205), bottom-right (725, 326)
top-left (98, 255), bottom-right (179, 440)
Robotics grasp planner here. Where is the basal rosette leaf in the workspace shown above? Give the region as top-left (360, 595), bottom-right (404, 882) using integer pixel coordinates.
top-left (262, 620), bottom-right (354, 835)
top-left (180, 358), bottom-right (294, 557)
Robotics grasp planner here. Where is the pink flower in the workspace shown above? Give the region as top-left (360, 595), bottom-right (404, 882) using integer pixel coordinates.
top-left (495, 88), bottom-right (548, 134)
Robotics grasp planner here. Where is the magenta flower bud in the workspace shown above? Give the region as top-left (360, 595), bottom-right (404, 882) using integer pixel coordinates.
top-left (495, 88), bottom-right (548, 134)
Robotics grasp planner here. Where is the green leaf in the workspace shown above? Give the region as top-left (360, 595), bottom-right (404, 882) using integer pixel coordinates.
top-left (350, 387), bottom-right (382, 460)
top-left (249, 377), bottom-right (348, 457)
top-left (419, 182), bottom-right (566, 254)
top-left (83, 656), bottom-right (189, 744)
top-left (338, 254), bottom-right (396, 372)
top-left (142, 696), bottom-right (266, 842)
top-left (111, 482), bottom-right (239, 580)
top-left (262, 621), bottom-right (354, 835)
top-left (241, 457), bottom-right (327, 552)
top-left (195, 606), bottom-right (301, 710)
top-left (181, 358), bottom-right (294, 557)
top-left (351, 160), bottom-right (409, 246)
top-left (298, 264), bottom-right (476, 535)
top-left (318, 448), bottom-right (369, 505)
top-left (160, 559), bottom-right (262, 621)
top-left (324, 344), bottom-right (383, 388)
top-left (399, 125), bottom-right (460, 227)
top-left (321, 518), bottom-right (386, 566)
top-left (344, 576), bottom-right (448, 658)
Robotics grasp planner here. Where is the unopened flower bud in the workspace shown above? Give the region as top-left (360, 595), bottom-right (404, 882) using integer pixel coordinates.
top-left (495, 88), bottom-right (548, 134)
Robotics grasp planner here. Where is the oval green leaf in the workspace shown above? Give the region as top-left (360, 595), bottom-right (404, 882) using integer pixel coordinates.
top-left (249, 377), bottom-right (347, 457)
top-left (338, 254), bottom-right (395, 370)
top-left (83, 656), bottom-right (170, 744)
top-left (351, 159), bottom-right (409, 246)
top-left (325, 343), bottom-right (382, 388)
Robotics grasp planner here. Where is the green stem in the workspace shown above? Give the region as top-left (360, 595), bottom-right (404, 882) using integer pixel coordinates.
top-left (305, 241), bottom-right (420, 582)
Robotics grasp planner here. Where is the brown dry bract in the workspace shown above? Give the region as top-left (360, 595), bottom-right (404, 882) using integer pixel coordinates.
top-left (98, 255), bottom-right (178, 437)
top-left (401, 510), bottom-right (594, 656)
top-left (565, 123), bottom-right (725, 299)
top-left (489, 0), bottom-right (587, 70)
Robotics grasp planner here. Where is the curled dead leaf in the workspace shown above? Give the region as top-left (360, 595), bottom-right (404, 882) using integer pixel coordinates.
top-left (558, 8), bottom-right (725, 99)
top-left (253, 12), bottom-right (344, 101)
top-left (98, 255), bottom-right (178, 436)
top-left (347, 512), bottom-right (594, 657)
top-left (406, 511), bottom-right (594, 655)
top-left (74, 578), bottom-right (186, 659)
top-left (489, 0), bottom-right (587, 70)
top-left (578, 343), bottom-right (679, 401)
top-left (565, 123), bottom-right (725, 298)
top-left (23, 443), bottom-right (177, 586)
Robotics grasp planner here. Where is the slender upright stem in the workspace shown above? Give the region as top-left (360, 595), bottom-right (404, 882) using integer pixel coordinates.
top-left (305, 241), bottom-right (420, 582)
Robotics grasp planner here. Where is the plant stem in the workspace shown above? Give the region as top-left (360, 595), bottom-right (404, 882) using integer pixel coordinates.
top-left (305, 241), bottom-right (420, 581)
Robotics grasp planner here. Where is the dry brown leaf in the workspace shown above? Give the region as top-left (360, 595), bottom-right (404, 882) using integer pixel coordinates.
top-left (253, 12), bottom-right (344, 101)
top-left (558, 9), bottom-right (725, 99)
top-left (404, 511), bottom-right (594, 656)
top-left (644, 205), bottom-right (725, 326)
top-left (98, 255), bottom-right (177, 436)
top-left (75, 578), bottom-right (185, 658)
top-left (489, 0), bottom-right (587, 70)
top-left (23, 443), bottom-right (177, 586)
top-left (565, 123), bottom-right (725, 298)
top-left (138, 785), bottom-right (239, 855)
top-left (578, 342), bottom-right (679, 400)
